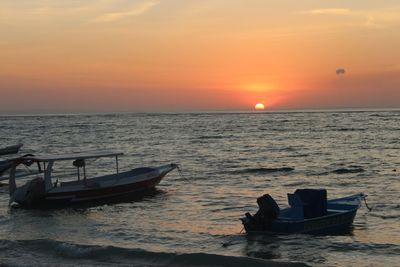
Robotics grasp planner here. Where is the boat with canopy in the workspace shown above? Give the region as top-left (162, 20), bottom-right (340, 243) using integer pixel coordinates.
top-left (7, 150), bottom-right (177, 208)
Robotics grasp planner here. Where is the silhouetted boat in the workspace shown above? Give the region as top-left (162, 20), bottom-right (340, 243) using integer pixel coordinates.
top-left (7, 151), bottom-right (177, 208)
top-left (0, 160), bottom-right (13, 177)
top-left (241, 189), bottom-right (364, 234)
top-left (0, 143), bottom-right (23, 156)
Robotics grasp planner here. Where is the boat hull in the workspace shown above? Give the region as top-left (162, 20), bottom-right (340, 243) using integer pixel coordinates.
top-left (265, 209), bottom-right (358, 235)
top-left (44, 174), bottom-right (166, 207)
top-left (0, 144), bottom-right (22, 156)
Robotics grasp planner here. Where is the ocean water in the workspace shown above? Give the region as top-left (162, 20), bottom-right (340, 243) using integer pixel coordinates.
top-left (0, 111), bottom-right (399, 266)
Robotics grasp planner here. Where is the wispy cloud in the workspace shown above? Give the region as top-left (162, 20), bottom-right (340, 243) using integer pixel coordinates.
top-left (94, 0), bottom-right (158, 22)
top-left (301, 6), bottom-right (400, 28)
top-left (0, 1), bottom-right (159, 23)
top-left (306, 8), bottom-right (352, 16)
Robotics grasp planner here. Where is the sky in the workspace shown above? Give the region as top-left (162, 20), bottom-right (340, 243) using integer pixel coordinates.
top-left (1, 0), bottom-right (400, 113)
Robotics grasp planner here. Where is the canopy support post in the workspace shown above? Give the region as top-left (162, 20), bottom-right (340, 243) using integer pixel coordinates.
top-left (44, 161), bottom-right (54, 191)
top-left (8, 164), bottom-right (17, 195)
top-left (83, 164), bottom-right (87, 182)
top-left (116, 155), bottom-right (119, 174)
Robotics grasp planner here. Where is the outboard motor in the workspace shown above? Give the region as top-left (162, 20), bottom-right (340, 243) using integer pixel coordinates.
top-left (10, 177), bottom-right (46, 208)
top-left (241, 194), bottom-right (280, 232)
top-left (256, 194), bottom-right (280, 221)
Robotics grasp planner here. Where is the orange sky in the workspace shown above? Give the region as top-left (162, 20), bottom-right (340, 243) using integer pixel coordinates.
top-left (1, 1), bottom-right (400, 112)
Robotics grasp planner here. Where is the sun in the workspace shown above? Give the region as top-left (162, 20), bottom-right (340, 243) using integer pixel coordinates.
top-left (255, 103), bottom-right (265, 110)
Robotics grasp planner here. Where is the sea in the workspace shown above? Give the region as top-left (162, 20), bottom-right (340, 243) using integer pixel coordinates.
top-left (0, 110), bottom-right (399, 267)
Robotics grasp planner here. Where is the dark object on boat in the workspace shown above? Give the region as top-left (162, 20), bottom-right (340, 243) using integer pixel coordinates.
top-left (244, 194), bottom-right (280, 232)
top-left (257, 194), bottom-right (280, 220)
top-left (7, 150), bottom-right (178, 208)
top-left (294, 189), bottom-right (327, 219)
top-left (0, 143), bottom-right (23, 156)
top-left (10, 177), bottom-right (46, 207)
top-left (241, 189), bottom-right (365, 234)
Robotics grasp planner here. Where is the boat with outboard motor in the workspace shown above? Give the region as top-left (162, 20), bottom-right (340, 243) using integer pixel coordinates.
top-left (0, 143), bottom-right (24, 178)
top-left (0, 160), bottom-right (13, 177)
top-left (241, 189), bottom-right (365, 234)
top-left (0, 143), bottom-right (23, 156)
top-left (7, 151), bottom-right (177, 208)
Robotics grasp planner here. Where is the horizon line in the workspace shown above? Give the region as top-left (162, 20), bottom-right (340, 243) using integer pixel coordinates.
top-left (1, 107), bottom-right (399, 117)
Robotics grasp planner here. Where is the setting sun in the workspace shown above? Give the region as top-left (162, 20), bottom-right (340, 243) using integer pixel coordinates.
top-left (255, 103), bottom-right (265, 110)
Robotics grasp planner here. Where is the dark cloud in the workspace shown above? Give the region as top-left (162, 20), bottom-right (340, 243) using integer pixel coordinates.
top-left (336, 68), bottom-right (346, 75)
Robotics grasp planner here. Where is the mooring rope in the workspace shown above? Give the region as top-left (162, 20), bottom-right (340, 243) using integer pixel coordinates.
top-left (364, 197), bottom-right (372, 211)
top-left (362, 194), bottom-right (373, 211)
top-left (222, 227), bottom-right (245, 248)
top-left (176, 165), bottom-right (190, 182)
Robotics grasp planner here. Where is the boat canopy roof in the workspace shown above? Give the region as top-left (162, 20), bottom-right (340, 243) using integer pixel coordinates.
top-left (18, 150), bottom-right (123, 162)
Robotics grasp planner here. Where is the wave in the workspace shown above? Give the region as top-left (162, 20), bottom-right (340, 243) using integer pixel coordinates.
top-left (305, 166), bottom-right (366, 176)
top-left (370, 213), bottom-right (400, 220)
top-left (327, 240), bottom-right (400, 256)
top-left (0, 239), bottom-right (309, 267)
top-left (198, 135), bottom-right (228, 139)
top-left (287, 154), bottom-right (309, 158)
top-left (336, 128), bottom-right (366, 132)
top-left (232, 167), bottom-right (294, 175)
top-left (283, 181), bottom-right (308, 187)
top-left (332, 168), bottom-right (365, 174)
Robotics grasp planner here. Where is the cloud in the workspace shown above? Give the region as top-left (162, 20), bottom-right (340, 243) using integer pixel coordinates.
top-left (94, 0), bottom-right (158, 22)
top-left (336, 68), bottom-right (345, 75)
top-left (306, 8), bottom-right (351, 16)
top-left (301, 6), bottom-right (400, 29)
top-left (0, 1), bottom-right (159, 23)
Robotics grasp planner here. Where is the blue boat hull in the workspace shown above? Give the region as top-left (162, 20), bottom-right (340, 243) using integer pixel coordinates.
top-left (268, 209), bottom-right (358, 234)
